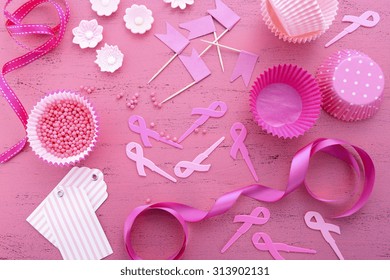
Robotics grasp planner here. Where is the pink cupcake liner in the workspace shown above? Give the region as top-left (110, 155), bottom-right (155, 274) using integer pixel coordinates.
top-left (261, 0), bottom-right (338, 43)
top-left (316, 49), bottom-right (384, 121)
top-left (26, 90), bottom-right (99, 166)
top-left (250, 64), bottom-right (322, 139)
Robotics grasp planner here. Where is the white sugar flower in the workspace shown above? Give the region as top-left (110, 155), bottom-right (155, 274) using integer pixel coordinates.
top-left (163, 0), bottom-right (194, 10)
top-left (95, 44), bottom-right (124, 73)
top-left (90, 0), bottom-right (120, 16)
top-left (72, 19), bottom-right (103, 49)
top-left (123, 4), bottom-right (154, 34)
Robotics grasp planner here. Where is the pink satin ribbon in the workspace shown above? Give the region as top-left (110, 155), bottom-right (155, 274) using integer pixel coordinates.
top-left (0, 0), bottom-right (70, 163)
top-left (124, 138), bottom-right (375, 259)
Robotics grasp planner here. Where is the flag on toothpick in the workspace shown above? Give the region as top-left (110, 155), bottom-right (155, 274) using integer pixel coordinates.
top-left (179, 49), bottom-right (211, 83)
top-left (179, 15), bottom-right (216, 40)
top-left (161, 49), bottom-right (211, 104)
top-left (230, 51), bottom-right (259, 87)
top-left (155, 22), bottom-right (190, 53)
top-left (207, 0), bottom-right (240, 30)
top-left (148, 23), bottom-right (190, 84)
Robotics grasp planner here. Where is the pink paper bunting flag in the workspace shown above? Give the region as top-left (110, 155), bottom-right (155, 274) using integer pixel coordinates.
top-left (207, 0), bottom-right (240, 30)
top-left (179, 15), bottom-right (216, 40)
top-left (155, 22), bottom-right (190, 54)
top-left (230, 51), bottom-right (259, 87)
top-left (179, 49), bottom-right (211, 82)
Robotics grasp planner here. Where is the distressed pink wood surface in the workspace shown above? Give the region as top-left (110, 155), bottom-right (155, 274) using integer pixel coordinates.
top-left (0, 0), bottom-right (389, 260)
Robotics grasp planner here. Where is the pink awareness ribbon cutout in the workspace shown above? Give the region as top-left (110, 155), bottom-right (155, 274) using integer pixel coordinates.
top-left (0, 0), bottom-right (70, 163)
top-left (230, 122), bottom-right (259, 182)
top-left (124, 138), bottom-right (375, 259)
top-left (178, 101), bottom-right (227, 143)
top-left (304, 211), bottom-right (344, 260)
top-left (128, 115), bottom-right (183, 149)
top-left (252, 232), bottom-right (316, 260)
top-left (126, 142), bottom-right (177, 183)
top-left (221, 206), bottom-right (270, 253)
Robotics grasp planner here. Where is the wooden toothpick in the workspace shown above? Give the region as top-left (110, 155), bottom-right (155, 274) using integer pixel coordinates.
top-left (161, 81), bottom-right (197, 104)
top-left (201, 40), bottom-right (241, 53)
top-left (147, 53), bottom-right (179, 84)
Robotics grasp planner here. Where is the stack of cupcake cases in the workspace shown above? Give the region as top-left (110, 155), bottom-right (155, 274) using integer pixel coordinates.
top-left (261, 0), bottom-right (339, 43)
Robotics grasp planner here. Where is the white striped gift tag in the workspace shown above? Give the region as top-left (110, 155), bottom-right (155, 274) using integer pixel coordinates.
top-left (26, 167), bottom-right (112, 259)
top-left (44, 186), bottom-right (112, 260)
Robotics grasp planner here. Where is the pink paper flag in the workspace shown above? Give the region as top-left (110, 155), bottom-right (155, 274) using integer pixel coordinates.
top-left (179, 15), bottom-right (216, 40)
top-left (207, 0), bottom-right (240, 30)
top-left (179, 49), bottom-right (211, 82)
top-left (230, 51), bottom-right (258, 87)
top-left (155, 22), bottom-right (190, 54)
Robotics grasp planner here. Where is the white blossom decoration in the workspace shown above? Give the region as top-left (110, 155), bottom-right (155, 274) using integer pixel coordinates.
top-left (163, 0), bottom-right (194, 10)
top-left (95, 44), bottom-right (124, 73)
top-left (123, 4), bottom-right (154, 34)
top-left (72, 19), bottom-right (103, 49)
top-left (90, 0), bottom-right (120, 16)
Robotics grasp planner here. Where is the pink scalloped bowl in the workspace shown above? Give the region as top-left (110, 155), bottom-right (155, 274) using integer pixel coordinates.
top-left (250, 64), bottom-right (322, 139)
top-left (26, 90), bottom-right (99, 166)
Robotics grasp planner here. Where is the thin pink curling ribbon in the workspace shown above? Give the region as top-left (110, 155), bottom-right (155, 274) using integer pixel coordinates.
top-left (124, 138), bottom-right (375, 260)
top-left (0, 0), bottom-right (70, 163)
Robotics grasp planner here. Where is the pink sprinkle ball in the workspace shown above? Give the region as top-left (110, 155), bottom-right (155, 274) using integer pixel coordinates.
top-left (153, 101), bottom-right (158, 107)
top-left (194, 128), bottom-right (199, 134)
top-left (150, 122), bottom-right (155, 128)
top-left (172, 137), bottom-right (177, 142)
top-left (134, 92), bottom-right (139, 98)
top-left (150, 92), bottom-right (155, 97)
top-left (36, 99), bottom-right (95, 158)
top-left (202, 129), bottom-right (207, 134)
top-left (157, 103), bottom-right (162, 108)
top-left (151, 97), bottom-right (156, 102)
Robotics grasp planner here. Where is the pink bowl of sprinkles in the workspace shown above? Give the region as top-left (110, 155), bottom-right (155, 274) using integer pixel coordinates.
top-left (26, 91), bottom-right (98, 166)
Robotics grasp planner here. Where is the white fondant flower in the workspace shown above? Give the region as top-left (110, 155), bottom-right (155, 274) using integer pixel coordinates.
top-left (163, 0), bottom-right (194, 10)
top-left (123, 4), bottom-right (154, 34)
top-left (72, 19), bottom-right (103, 49)
top-left (90, 0), bottom-right (120, 16)
top-left (95, 44), bottom-right (124, 73)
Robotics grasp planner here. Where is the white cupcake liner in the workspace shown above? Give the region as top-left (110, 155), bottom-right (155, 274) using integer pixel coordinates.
top-left (261, 0), bottom-right (339, 43)
top-left (26, 90), bottom-right (99, 166)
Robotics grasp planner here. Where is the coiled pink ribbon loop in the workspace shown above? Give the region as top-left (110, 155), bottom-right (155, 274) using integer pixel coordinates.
top-left (0, 0), bottom-right (70, 163)
top-left (124, 138), bottom-right (375, 259)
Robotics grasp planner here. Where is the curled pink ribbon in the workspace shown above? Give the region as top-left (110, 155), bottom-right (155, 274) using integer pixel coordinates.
top-left (124, 138), bottom-right (375, 259)
top-left (0, 0), bottom-right (70, 163)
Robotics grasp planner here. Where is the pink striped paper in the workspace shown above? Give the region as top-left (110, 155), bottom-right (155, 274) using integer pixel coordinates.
top-left (26, 167), bottom-right (112, 259)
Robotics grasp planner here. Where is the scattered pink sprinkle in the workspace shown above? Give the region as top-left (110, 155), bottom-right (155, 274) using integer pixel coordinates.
top-left (150, 92), bottom-right (155, 97)
top-left (133, 99), bottom-right (138, 104)
top-left (153, 101), bottom-right (158, 107)
top-left (151, 97), bottom-right (156, 102)
top-left (157, 103), bottom-right (162, 108)
top-left (194, 128), bottom-right (199, 134)
top-left (202, 129), bottom-right (207, 134)
top-left (130, 105), bottom-right (135, 109)
top-left (145, 198), bottom-right (151, 204)
top-left (134, 92), bottom-right (139, 98)
top-left (37, 99), bottom-right (95, 158)
top-left (172, 137), bottom-right (177, 142)
top-left (126, 102), bottom-right (132, 107)
top-left (160, 131), bottom-right (165, 136)
top-left (116, 95), bottom-right (122, 99)
top-left (150, 122), bottom-right (155, 128)
top-left (165, 135), bottom-right (170, 140)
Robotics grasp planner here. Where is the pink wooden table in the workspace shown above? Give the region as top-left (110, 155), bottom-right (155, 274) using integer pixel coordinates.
top-left (1, 0), bottom-right (389, 260)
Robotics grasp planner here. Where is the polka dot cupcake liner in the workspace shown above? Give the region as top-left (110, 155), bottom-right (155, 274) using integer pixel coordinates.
top-left (250, 64), bottom-right (322, 139)
top-left (261, 0), bottom-right (338, 43)
top-left (316, 49), bottom-right (384, 121)
top-left (27, 91), bottom-right (99, 166)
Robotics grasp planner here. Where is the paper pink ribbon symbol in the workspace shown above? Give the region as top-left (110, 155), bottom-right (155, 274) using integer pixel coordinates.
top-left (126, 142), bottom-right (177, 183)
top-left (325, 11), bottom-right (380, 47)
top-left (221, 207), bottom-right (270, 253)
top-left (128, 115), bottom-right (183, 149)
top-left (178, 101), bottom-right (227, 143)
top-left (252, 232), bottom-right (316, 260)
top-left (230, 122), bottom-right (258, 182)
top-left (174, 136), bottom-right (225, 178)
top-left (304, 211), bottom-right (344, 260)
